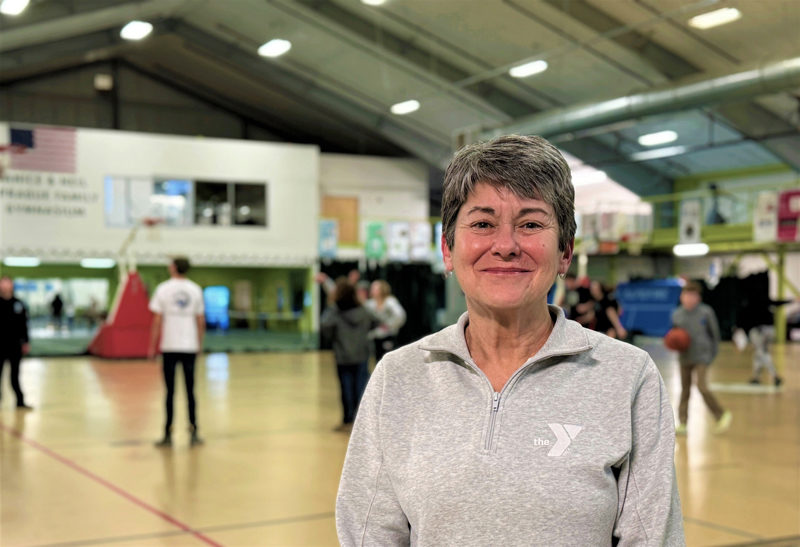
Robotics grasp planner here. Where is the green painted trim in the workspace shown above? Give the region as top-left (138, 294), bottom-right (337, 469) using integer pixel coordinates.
top-left (674, 164), bottom-right (791, 192)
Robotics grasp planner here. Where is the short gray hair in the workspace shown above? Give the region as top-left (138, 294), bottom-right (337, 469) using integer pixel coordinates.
top-left (441, 135), bottom-right (576, 252)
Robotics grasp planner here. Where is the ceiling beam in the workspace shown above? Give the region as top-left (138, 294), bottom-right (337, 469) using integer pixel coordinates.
top-left (481, 56), bottom-right (800, 140)
top-left (0, 0), bottom-right (194, 53)
top-left (170, 21), bottom-right (453, 168)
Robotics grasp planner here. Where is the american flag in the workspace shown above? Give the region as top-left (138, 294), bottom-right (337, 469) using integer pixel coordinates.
top-left (9, 126), bottom-right (77, 173)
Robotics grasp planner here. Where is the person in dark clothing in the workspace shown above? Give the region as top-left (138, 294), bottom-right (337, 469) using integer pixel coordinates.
top-left (321, 277), bottom-right (377, 432)
top-left (560, 273), bottom-right (593, 326)
top-left (0, 276), bottom-right (32, 409)
top-left (589, 280), bottom-right (627, 339)
top-left (51, 293), bottom-right (64, 328)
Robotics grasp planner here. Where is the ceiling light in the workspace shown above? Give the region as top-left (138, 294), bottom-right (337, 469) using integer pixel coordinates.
top-left (361, 0), bottom-right (386, 5)
top-left (94, 74), bottom-right (114, 91)
top-left (629, 145), bottom-right (688, 162)
top-left (0, 0), bottom-right (29, 15)
top-left (120, 20), bottom-right (153, 41)
top-left (638, 130), bottom-right (678, 147)
top-left (509, 60), bottom-right (548, 78)
top-left (80, 258), bottom-right (116, 269)
top-left (258, 39), bottom-right (292, 58)
top-left (688, 7), bottom-right (742, 29)
top-left (673, 243), bottom-right (709, 257)
top-left (572, 170), bottom-right (608, 187)
top-left (390, 99), bottom-right (420, 115)
top-left (3, 256), bottom-right (40, 267)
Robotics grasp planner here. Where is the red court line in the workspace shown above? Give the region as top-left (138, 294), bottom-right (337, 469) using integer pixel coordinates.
top-left (0, 422), bottom-right (223, 547)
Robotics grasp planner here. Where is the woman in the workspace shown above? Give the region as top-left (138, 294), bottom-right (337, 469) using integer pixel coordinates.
top-left (321, 277), bottom-right (377, 432)
top-left (590, 280), bottom-right (628, 340)
top-left (365, 280), bottom-right (407, 362)
top-left (336, 135), bottom-right (683, 545)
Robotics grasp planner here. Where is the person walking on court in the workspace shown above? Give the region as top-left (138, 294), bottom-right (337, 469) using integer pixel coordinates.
top-left (321, 277), bottom-right (377, 433)
top-left (365, 280), bottom-right (406, 362)
top-left (671, 281), bottom-right (731, 436)
top-left (0, 276), bottom-right (33, 410)
top-left (148, 257), bottom-right (205, 447)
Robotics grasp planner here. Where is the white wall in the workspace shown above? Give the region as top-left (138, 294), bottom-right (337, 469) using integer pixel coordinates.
top-left (320, 154), bottom-right (428, 222)
top-left (0, 123), bottom-right (319, 266)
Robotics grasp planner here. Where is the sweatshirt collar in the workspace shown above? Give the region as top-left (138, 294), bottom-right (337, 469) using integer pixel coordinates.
top-left (420, 305), bottom-right (593, 365)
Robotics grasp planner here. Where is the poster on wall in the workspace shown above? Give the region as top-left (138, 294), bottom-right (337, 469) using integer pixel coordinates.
top-left (319, 219), bottom-right (338, 259)
top-left (410, 222), bottom-right (432, 262)
top-left (679, 199), bottom-right (702, 244)
top-left (387, 221), bottom-right (411, 262)
top-left (365, 221), bottom-right (387, 260)
top-left (777, 189), bottom-right (800, 242)
top-left (753, 191), bottom-right (778, 243)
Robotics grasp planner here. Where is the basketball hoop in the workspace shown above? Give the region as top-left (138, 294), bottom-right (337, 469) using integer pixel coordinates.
top-left (141, 216), bottom-right (164, 242)
top-left (623, 233), bottom-right (649, 256)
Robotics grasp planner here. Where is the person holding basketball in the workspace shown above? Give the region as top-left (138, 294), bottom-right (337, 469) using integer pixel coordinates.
top-left (671, 281), bottom-right (731, 436)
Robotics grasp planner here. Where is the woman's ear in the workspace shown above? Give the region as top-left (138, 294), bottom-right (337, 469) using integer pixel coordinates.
top-left (559, 239), bottom-right (575, 275)
top-left (441, 233), bottom-right (454, 273)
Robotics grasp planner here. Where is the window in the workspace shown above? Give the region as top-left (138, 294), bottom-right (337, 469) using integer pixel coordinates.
top-left (234, 183), bottom-right (267, 226)
top-left (105, 176), bottom-right (267, 228)
top-left (195, 181), bottom-right (230, 226)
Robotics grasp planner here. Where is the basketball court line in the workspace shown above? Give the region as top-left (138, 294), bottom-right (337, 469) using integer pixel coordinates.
top-left (683, 516), bottom-right (762, 540)
top-left (724, 536), bottom-right (800, 547)
top-left (0, 422), bottom-right (223, 547)
top-left (29, 512), bottom-right (336, 547)
top-left (710, 383), bottom-right (784, 394)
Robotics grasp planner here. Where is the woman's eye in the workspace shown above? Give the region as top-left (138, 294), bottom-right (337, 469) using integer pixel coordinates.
top-left (522, 222), bottom-right (542, 230)
top-left (472, 221), bottom-right (492, 229)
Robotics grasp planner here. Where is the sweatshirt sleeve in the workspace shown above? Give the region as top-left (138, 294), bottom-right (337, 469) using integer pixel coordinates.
top-left (337, 362), bottom-right (409, 546)
top-left (384, 297), bottom-right (407, 332)
top-left (613, 355), bottom-right (685, 546)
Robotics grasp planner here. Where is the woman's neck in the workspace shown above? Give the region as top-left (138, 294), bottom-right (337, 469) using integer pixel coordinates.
top-left (464, 303), bottom-right (555, 390)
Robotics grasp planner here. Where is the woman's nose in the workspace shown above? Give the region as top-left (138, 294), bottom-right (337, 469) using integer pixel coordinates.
top-left (491, 224), bottom-right (520, 257)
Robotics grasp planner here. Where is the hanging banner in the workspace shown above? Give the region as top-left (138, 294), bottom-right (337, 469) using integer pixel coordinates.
top-left (387, 221), bottom-right (411, 262)
top-left (679, 199), bottom-right (702, 244)
top-left (753, 191), bottom-right (778, 243)
top-left (364, 221), bottom-right (387, 260)
top-left (777, 189), bottom-right (800, 243)
top-left (410, 221), bottom-right (432, 262)
top-left (319, 219), bottom-right (338, 259)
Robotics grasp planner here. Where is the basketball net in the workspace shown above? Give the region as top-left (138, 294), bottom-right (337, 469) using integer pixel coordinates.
top-left (624, 233), bottom-right (649, 256)
top-left (141, 216), bottom-right (164, 242)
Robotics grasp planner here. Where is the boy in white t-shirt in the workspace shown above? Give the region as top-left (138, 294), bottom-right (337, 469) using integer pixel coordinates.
top-left (148, 257), bottom-right (205, 447)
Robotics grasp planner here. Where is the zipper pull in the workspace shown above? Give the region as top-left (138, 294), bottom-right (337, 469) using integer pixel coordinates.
top-left (492, 392), bottom-right (500, 412)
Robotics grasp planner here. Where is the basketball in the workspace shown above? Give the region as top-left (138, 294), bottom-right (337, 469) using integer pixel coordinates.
top-left (664, 327), bottom-right (691, 351)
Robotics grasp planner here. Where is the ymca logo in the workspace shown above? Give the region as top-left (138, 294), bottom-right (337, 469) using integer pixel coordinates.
top-left (546, 423), bottom-right (583, 457)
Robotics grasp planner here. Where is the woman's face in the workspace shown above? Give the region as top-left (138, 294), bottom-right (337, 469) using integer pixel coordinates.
top-left (369, 282), bottom-right (382, 300)
top-left (442, 182), bottom-right (573, 315)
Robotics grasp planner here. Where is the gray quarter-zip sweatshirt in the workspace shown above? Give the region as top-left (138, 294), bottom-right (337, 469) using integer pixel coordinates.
top-left (337, 306), bottom-right (684, 546)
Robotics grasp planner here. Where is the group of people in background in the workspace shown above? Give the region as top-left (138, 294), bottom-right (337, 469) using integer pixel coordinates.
top-left (317, 270), bottom-right (406, 432)
top-left (558, 273), bottom-right (627, 340)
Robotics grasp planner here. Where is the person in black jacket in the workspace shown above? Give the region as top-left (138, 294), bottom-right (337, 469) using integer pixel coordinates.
top-left (0, 276), bottom-right (32, 409)
top-left (321, 276), bottom-right (377, 433)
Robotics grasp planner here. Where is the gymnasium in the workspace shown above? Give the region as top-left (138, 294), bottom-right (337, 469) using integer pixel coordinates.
top-left (1, 1), bottom-right (799, 545)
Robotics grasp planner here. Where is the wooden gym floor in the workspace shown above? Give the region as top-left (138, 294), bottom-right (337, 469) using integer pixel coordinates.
top-left (1, 341), bottom-right (798, 546)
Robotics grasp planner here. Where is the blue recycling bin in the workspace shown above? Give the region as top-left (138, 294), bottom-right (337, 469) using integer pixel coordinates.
top-left (615, 279), bottom-right (682, 337)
